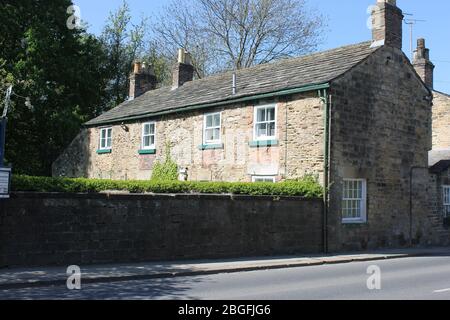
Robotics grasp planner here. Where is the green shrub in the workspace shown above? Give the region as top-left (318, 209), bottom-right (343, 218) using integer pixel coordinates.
top-left (151, 142), bottom-right (179, 181)
top-left (11, 175), bottom-right (323, 198)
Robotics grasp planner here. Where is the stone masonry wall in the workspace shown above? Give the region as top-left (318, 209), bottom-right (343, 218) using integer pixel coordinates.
top-left (0, 193), bottom-right (323, 268)
top-left (432, 91), bottom-right (450, 149)
top-left (53, 94), bottom-right (325, 183)
top-left (327, 45), bottom-right (445, 251)
top-left (428, 168), bottom-right (450, 246)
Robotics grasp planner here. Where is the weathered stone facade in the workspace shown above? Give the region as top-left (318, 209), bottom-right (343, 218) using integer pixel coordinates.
top-left (327, 45), bottom-right (436, 251)
top-left (52, 0), bottom-right (450, 254)
top-left (0, 193), bottom-right (323, 267)
top-left (428, 167), bottom-right (450, 246)
top-left (53, 94), bottom-right (325, 182)
top-left (432, 91), bottom-right (450, 149)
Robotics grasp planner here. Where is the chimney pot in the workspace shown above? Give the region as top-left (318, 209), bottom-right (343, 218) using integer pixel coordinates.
top-left (413, 38), bottom-right (434, 90)
top-left (172, 49), bottom-right (194, 89)
top-left (371, 0), bottom-right (404, 49)
top-left (133, 61), bottom-right (142, 74)
top-left (417, 38), bottom-right (426, 49)
top-left (129, 61), bottom-right (157, 100)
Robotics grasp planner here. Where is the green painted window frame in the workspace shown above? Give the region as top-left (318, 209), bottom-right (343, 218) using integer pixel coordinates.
top-left (138, 149), bottom-right (156, 155)
top-left (97, 149), bottom-right (112, 155)
top-left (198, 144), bottom-right (224, 151)
top-left (248, 139), bottom-right (279, 148)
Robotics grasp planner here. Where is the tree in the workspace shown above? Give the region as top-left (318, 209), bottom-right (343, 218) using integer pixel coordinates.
top-left (153, 0), bottom-right (326, 76)
top-left (152, 1), bottom-right (216, 78)
top-left (0, 0), bottom-right (110, 175)
top-left (100, 1), bottom-right (170, 106)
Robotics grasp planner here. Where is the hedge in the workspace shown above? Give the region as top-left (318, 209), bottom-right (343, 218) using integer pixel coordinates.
top-left (11, 175), bottom-right (323, 198)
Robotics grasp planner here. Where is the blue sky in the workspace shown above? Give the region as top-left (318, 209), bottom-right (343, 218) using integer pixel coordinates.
top-left (74, 0), bottom-right (450, 93)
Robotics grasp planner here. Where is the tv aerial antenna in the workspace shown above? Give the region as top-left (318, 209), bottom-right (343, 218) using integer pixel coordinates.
top-left (404, 13), bottom-right (426, 59)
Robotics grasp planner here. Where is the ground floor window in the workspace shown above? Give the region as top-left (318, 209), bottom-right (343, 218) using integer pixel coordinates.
top-left (342, 179), bottom-right (367, 223)
top-left (252, 176), bottom-right (276, 183)
top-left (444, 186), bottom-right (450, 218)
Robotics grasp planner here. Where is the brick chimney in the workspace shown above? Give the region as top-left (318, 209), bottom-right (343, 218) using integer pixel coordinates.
top-left (129, 61), bottom-right (157, 100)
top-left (172, 49), bottom-right (194, 89)
top-left (371, 0), bottom-right (404, 49)
top-left (413, 38), bottom-right (435, 90)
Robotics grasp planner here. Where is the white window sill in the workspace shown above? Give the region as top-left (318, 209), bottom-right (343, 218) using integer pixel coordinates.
top-left (342, 219), bottom-right (367, 225)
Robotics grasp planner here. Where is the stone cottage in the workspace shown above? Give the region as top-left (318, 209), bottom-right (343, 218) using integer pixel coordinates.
top-left (53, 0), bottom-right (450, 251)
top-left (410, 34), bottom-right (450, 240)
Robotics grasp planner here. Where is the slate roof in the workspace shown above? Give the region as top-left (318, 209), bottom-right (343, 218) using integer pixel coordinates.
top-left (429, 149), bottom-right (450, 169)
top-left (86, 41), bottom-right (378, 126)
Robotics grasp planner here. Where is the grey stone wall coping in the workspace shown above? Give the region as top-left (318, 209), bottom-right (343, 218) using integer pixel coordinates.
top-left (9, 192), bottom-right (322, 202)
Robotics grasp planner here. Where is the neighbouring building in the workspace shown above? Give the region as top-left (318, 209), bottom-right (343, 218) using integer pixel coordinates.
top-left (53, 0), bottom-right (450, 252)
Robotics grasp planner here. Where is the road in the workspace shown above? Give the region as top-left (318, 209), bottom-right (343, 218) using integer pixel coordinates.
top-left (1, 255), bottom-right (450, 300)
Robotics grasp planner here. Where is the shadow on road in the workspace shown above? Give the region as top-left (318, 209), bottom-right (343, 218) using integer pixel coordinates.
top-left (0, 274), bottom-right (208, 300)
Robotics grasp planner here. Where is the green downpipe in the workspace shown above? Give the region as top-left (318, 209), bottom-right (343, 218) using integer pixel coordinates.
top-left (319, 88), bottom-right (330, 254)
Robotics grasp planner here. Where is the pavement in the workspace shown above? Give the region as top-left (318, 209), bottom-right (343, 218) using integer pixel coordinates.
top-left (0, 247), bottom-right (449, 291)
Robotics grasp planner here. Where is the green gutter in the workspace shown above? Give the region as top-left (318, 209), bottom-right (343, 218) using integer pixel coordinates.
top-left (86, 83), bottom-right (330, 127)
top-left (319, 88), bottom-right (330, 254)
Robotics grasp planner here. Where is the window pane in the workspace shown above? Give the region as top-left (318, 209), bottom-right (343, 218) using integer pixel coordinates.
top-left (205, 128), bottom-right (220, 142)
top-left (143, 125), bottom-right (150, 135)
top-left (267, 107), bottom-right (275, 121)
top-left (253, 177), bottom-right (275, 183)
top-left (269, 122), bottom-right (276, 137)
top-left (107, 129), bottom-right (112, 139)
top-left (256, 123), bottom-right (267, 137)
top-left (150, 135), bottom-right (155, 146)
top-left (143, 136), bottom-right (151, 147)
top-left (257, 108), bottom-right (266, 122)
top-left (213, 114), bottom-right (221, 127)
top-left (213, 128), bottom-right (220, 140)
top-left (206, 115), bottom-right (213, 128)
top-left (149, 124), bottom-right (155, 135)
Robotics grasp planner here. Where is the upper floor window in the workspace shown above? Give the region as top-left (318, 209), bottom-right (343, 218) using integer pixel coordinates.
top-left (254, 105), bottom-right (276, 141)
top-left (444, 186), bottom-right (450, 218)
top-left (142, 122), bottom-right (156, 150)
top-left (342, 179), bottom-right (367, 223)
top-left (99, 127), bottom-right (112, 150)
top-left (203, 112), bottom-right (221, 145)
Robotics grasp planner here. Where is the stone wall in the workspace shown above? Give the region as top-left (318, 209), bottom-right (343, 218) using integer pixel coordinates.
top-left (0, 193), bottom-right (323, 268)
top-left (53, 94), bottom-right (325, 183)
top-left (432, 91), bottom-right (450, 149)
top-left (327, 45), bottom-right (442, 251)
top-left (428, 168), bottom-right (450, 245)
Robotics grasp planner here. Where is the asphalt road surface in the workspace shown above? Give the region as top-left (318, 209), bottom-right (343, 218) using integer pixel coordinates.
top-left (1, 255), bottom-right (450, 300)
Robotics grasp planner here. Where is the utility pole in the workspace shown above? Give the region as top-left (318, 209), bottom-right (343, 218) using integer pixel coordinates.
top-left (0, 85), bottom-right (12, 167)
top-left (0, 85), bottom-right (32, 167)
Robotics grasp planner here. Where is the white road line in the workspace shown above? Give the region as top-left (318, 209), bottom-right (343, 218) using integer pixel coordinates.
top-left (434, 288), bottom-right (450, 293)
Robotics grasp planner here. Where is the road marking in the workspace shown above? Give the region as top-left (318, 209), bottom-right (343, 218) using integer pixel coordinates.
top-left (434, 288), bottom-right (450, 293)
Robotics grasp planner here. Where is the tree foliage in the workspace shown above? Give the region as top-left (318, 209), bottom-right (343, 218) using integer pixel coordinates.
top-left (0, 0), bottom-right (327, 177)
top-left (100, 1), bottom-right (172, 106)
top-left (151, 142), bottom-right (179, 182)
top-left (0, 0), bottom-right (109, 175)
top-left (153, 0), bottom-right (327, 76)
